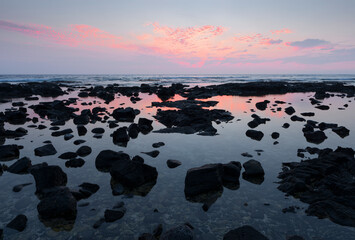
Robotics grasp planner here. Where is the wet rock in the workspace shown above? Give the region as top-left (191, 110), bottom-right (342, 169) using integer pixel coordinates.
top-left (93, 218), bottom-right (105, 229)
top-left (30, 164), bottom-right (67, 194)
top-left (7, 157), bottom-right (32, 174)
top-left (64, 133), bottom-right (74, 141)
top-left (132, 155), bottom-right (144, 164)
top-left (142, 150), bottom-right (160, 158)
top-left (73, 114), bottom-right (90, 125)
top-left (95, 150), bottom-right (130, 172)
top-left (167, 159), bottom-right (182, 168)
top-left (109, 122), bottom-right (119, 128)
top-left (282, 123), bottom-right (290, 128)
top-left (160, 223), bottom-right (194, 240)
top-left (300, 112), bottom-right (315, 117)
top-left (3, 110), bottom-right (28, 125)
top-left (223, 225), bottom-right (269, 240)
top-left (71, 182), bottom-right (100, 201)
top-left (245, 130), bottom-right (264, 141)
top-left (112, 107), bottom-right (137, 122)
top-left (315, 105), bottom-right (330, 110)
top-left (287, 236), bottom-right (305, 240)
top-left (110, 159), bottom-right (158, 188)
top-left (271, 132), bottom-right (280, 139)
top-left (59, 152), bottom-right (78, 160)
top-left (154, 106), bottom-right (233, 135)
top-left (138, 118), bottom-right (154, 134)
top-left (29, 100), bottom-right (77, 123)
top-left (285, 106), bottom-right (296, 115)
top-left (73, 139), bottom-right (86, 145)
top-left (65, 158), bottom-right (85, 168)
top-left (255, 100), bottom-right (269, 111)
top-left (332, 126), bottom-right (350, 138)
top-left (37, 187), bottom-right (77, 221)
top-left (139, 233), bottom-right (157, 240)
top-left (6, 214), bottom-right (27, 232)
top-left (290, 115), bottom-right (306, 122)
top-left (152, 99), bottom-right (218, 109)
top-left (13, 183), bottom-right (32, 192)
top-left (76, 146), bottom-right (92, 157)
top-left (247, 114), bottom-right (270, 128)
top-left (304, 131), bottom-right (327, 144)
top-left (77, 125), bottom-right (87, 136)
top-left (278, 147), bottom-right (355, 227)
top-left (184, 162), bottom-right (241, 199)
top-left (152, 142), bottom-right (165, 148)
top-left (318, 122), bottom-right (338, 130)
top-left (112, 127), bottom-right (130, 145)
top-left (241, 152), bottom-right (253, 158)
top-left (104, 208), bottom-right (126, 222)
top-left (128, 123), bottom-right (140, 138)
top-left (34, 144), bottom-right (57, 157)
top-left (92, 128), bottom-right (105, 134)
top-left (51, 128), bottom-right (73, 137)
top-left (0, 144), bottom-right (20, 161)
top-left (242, 160), bottom-right (265, 177)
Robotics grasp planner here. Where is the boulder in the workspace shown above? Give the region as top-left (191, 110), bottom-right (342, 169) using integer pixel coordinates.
top-left (76, 146), bottom-right (92, 157)
top-left (112, 107), bottom-right (137, 122)
top-left (6, 214), bottom-right (27, 232)
top-left (285, 106), bottom-right (296, 115)
top-left (7, 157), bottom-right (32, 174)
top-left (65, 158), bottom-right (85, 168)
top-left (110, 159), bottom-right (158, 188)
top-left (223, 225), bottom-right (269, 240)
top-left (30, 164), bottom-right (67, 194)
top-left (304, 131), bottom-right (327, 144)
top-left (34, 144), bottom-right (57, 157)
top-left (0, 145), bottom-right (20, 161)
top-left (245, 130), bottom-right (264, 141)
top-left (95, 150), bottom-right (130, 172)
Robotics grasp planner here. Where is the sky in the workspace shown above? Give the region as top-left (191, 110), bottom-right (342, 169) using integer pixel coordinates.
top-left (0, 0), bottom-right (355, 74)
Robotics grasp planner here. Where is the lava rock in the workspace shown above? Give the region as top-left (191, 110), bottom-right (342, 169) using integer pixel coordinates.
top-left (304, 131), bottom-right (327, 144)
top-left (285, 106), bottom-right (296, 115)
top-left (112, 107), bottom-right (137, 122)
top-left (245, 130), bottom-right (264, 141)
top-left (34, 144), bottom-right (57, 157)
top-left (92, 128), bottom-right (105, 134)
top-left (315, 105), bottom-right (330, 110)
top-left (110, 159), bottom-right (158, 188)
top-left (104, 208), bottom-right (126, 222)
top-left (167, 159), bottom-right (182, 168)
top-left (142, 150), bottom-right (160, 158)
top-left (112, 127), bottom-right (130, 144)
top-left (76, 146), bottom-right (92, 157)
top-left (58, 152), bottom-right (78, 160)
top-left (0, 144), bottom-right (20, 161)
top-left (160, 224), bottom-right (194, 240)
top-left (7, 157), bottom-right (32, 174)
top-left (223, 225), bottom-right (269, 240)
top-left (290, 115), bottom-right (306, 122)
top-left (77, 125), bottom-right (87, 136)
top-left (271, 132), bottom-right (280, 139)
top-left (65, 158), bottom-right (85, 168)
top-left (30, 164), bottom-right (67, 194)
top-left (332, 126), bottom-right (350, 138)
top-left (152, 142), bottom-right (165, 148)
top-left (13, 183), bottom-right (32, 192)
top-left (95, 150), bottom-right (130, 172)
top-left (6, 214), bottom-right (27, 232)
top-left (255, 101), bottom-right (269, 111)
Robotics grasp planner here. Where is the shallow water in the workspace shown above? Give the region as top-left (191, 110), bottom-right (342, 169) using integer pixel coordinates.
top-left (0, 87), bottom-right (355, 240)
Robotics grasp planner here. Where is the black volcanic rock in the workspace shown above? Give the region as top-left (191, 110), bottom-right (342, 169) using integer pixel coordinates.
top-left (30, 164), bottom-right (67, 194)
top-left (34, 144), bottom-right (57, 156)
top-left (6, 214), bottom-right (27, 232)
top-left (104, 208), bottom-right (126, 222)
top-left (0, 144), bottom-right (20, 161)
top-left (223, 225), bottom-right (269, 240)
top-left (110, 159), bottom-right (158, 188)
top-left (76, 146), bottom-right (92, 157)
top-left (112, 127), bottom-right (130, 145)
top-left (142, 150), bottom-right (160, 158)
top-left (65, 158), bottom-right (85, 168)
top-left (255, 100), bottom-right (269, 111)
top-left (290, 115), bottom-right (306, 122)
top-left (112, 107), bottom-right (138, 122)
top-left (304, 131), bottom-right (327, 144)
top-left (285, 106), bottom-right (296, 115)
top-left (271, 132), bottom-right (280, 139)
top-left (277, 147), bottom-right (355, 227)
top-left (245, 130), bottom-right (264, 141)
top-left (167, 159), bottom-right (182, 168)
top-left (315, 105), bottom-right (330, 110)
top-left (332, 126), bottom-right (350, 138)
top-left (160, 224), bottom-right (194, 240)
top-left (95, 150), bottom-right (130, 172)
top-left (7, 157), bottom-right (32, 174)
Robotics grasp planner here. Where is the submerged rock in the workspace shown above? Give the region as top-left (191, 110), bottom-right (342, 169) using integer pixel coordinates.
top-left (104, 208), bottom-right (126, 222)
top-left (277, 147), bottom-right (355, 227)
top-left (0, 144), bottom-right (20, 161)
top-left (13, 183), bottom-right (32, 192)
top-left (160, 223), bottom-right (194, 240)
top-left (245, 130), bottom-right (264, 141)
top-left (6, 214), bottom-right (27, 232)
top-left (223, 225), bottom-right (269, 240)
top-left (167, 159), bottom-right (182, 168)
top-left (34, 144), bottom-right (57, 157)
top-left (95, 150), bottom-right (131, 172)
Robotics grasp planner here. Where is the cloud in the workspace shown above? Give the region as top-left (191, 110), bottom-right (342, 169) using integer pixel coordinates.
top-left (271, 28), bottom-right (292, 34)
top-left (259, 38), bottom-right (283, 45)
top-left (285, 39), bottom-right (333, 50)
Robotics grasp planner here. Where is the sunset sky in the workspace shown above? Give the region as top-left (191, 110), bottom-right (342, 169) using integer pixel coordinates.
top-left (0, 0), bottom-right (354, 74)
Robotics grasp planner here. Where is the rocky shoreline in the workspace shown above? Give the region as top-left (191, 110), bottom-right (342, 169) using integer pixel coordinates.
top-left (0, 80), bottom-right (354, 239)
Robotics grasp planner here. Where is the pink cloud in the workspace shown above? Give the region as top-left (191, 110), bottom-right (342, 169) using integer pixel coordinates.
top-left (271, 28), bottom-right (293, 34)
top-left (285, 39), bottom-right (333, 50)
